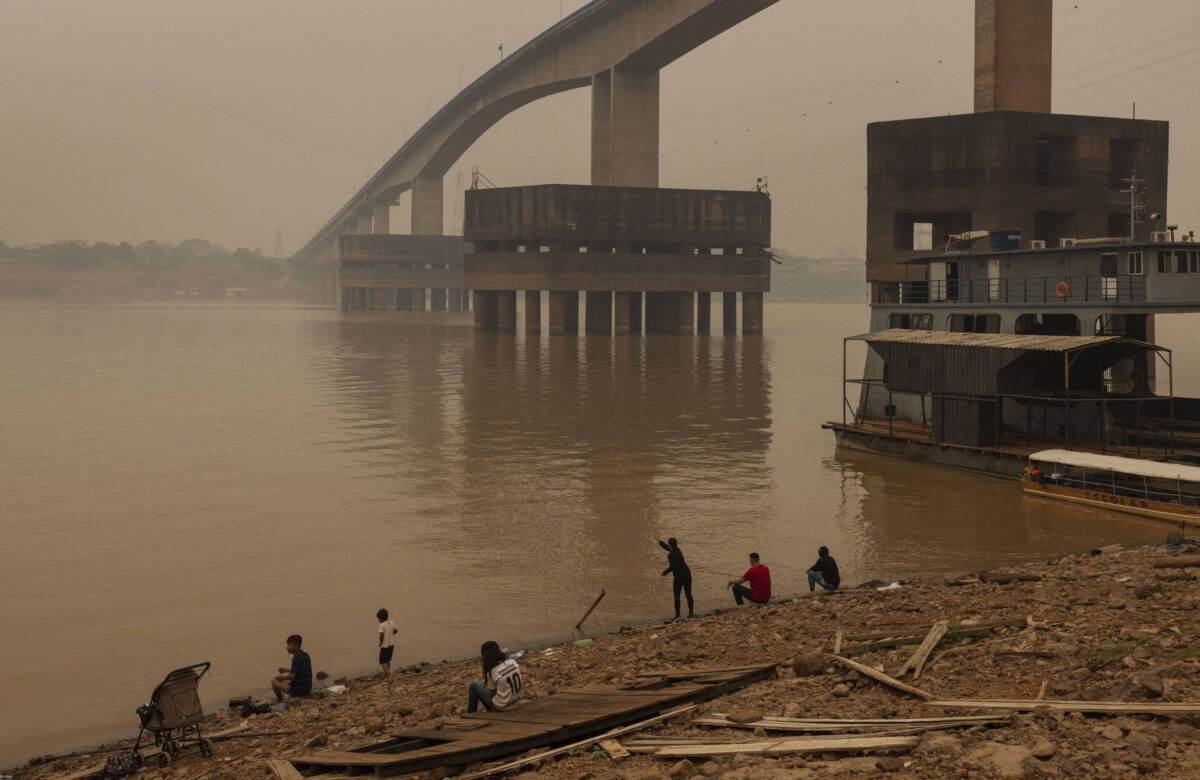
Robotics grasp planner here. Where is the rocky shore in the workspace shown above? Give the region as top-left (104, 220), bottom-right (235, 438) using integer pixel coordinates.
top-left (14, 537), bottom-right (1200, 780)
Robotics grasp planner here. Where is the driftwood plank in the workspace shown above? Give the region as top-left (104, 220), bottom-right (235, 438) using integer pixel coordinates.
top-left (635, 665), bottom-right (776, 679)
top-left (650, 734), bottom-right (920, 758)
top-left (830, 655), bottom-right (934, 700)
top-left (694, 713), bottom-right (1003, 733)
top-left (833, 610), bottom-right (845, 655)
top-left (266, 759), bottom-right (306, 780)
top-left (909, 620), bottom-right (949, 680)
top-left (1152, 555), bottom-right (1200, 569)
top-left (929, 698), bottom-right (1200, 716)
top-left (50, 762), bottom-right (105, 780)
top-left (457, 705), bottom-right (695, 779)
top-left (598, 738), bottom-right (629, 759)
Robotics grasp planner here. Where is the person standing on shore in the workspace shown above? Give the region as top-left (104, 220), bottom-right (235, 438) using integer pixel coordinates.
top-left (807, 546), bottom-right (841, 592)
top-left (467, 641), bottom-right (523, 713)
top-left (271, 634), bottom-right (312, 701)
top-left (657, 536), bottom-right (694, 621)
top-left (377, 608), bottom-right (398, 679)
top-left (728, 552), bottom-right (771, 606)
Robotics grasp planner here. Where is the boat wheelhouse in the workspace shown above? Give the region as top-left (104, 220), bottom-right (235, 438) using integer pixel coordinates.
top-left (1022, 448), bottom-right (1200, 528)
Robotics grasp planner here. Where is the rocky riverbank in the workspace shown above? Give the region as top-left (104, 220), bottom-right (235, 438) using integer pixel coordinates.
top-left (14, 537), bottom-right (1200, 780)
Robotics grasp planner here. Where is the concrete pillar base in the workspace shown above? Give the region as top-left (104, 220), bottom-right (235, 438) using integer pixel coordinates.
top-left (677, 292), bottom-right (695, 336)
top-left (723, 292), bottom-right (738, 334)
top-left (549, 291), bottom-right (579, 334)
top-left (497, 290), bottom-right (517, 333)
top-left (585, 291), bottom-right (613, 335)
top-left (525, 290), bottom-right (542, 334)
top-left (696, 292), bottom-right (711, 335)
top-left (630, 291), bottom-right (642, 335)
top-left (614, 291), bottom-right (633, 335)
top-left (474, 291), bottom-right (499, 332)
top-left (430, 288), bottom-right (448, 311)
top-left (742, 291), bottom-right (763, 335)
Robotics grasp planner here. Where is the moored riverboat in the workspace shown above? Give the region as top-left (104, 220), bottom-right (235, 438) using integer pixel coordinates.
top-left (1021, 448), bottom-right (1200, 528)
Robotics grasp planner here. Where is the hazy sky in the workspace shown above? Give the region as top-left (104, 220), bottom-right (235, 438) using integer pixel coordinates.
top-left (2, 0), bottom-right (1199, 257)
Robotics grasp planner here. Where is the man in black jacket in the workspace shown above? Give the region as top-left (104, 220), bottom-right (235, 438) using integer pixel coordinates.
top-left (807, 546), bottom-right (840, 592)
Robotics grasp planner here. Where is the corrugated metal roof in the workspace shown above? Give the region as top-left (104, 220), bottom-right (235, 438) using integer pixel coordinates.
top-left (847, 329), bottom-right (1158, 352)
top-left (1030, 449), bottom-right (1200, 483)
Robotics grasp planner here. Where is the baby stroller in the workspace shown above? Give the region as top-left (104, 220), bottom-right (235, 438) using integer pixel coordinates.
top-left (132, 661), bottom-right (214, 767)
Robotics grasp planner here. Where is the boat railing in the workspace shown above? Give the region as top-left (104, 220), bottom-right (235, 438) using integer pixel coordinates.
top-left (874, 274), bottom-right (1147, 305)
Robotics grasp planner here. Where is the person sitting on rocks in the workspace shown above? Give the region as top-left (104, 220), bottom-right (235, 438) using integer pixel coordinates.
top-left (272, 634), bottom-right (312, 701)
top-left (467, 641), bottom-right (523, 713)
top-left (728, 552), bottom-right (771, 606)
top-left (807, 546), bottom-right (841, 592)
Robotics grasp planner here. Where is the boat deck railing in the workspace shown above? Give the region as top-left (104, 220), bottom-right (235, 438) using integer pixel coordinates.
top-left (874, 274), bottom-right (1147, 305)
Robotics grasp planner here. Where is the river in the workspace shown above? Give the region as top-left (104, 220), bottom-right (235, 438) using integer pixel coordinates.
top-left (1, 299), bottom-right (1197, 766)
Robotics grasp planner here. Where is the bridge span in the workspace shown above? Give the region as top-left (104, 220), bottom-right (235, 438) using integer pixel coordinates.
top-left (294, 0), bottom-right (778, 286)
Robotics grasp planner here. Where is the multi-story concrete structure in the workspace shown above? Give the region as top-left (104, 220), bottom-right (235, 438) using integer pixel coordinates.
top-left (464, 184), bottom-right (771, 335)
top-left (339, 235), bottom-right (468, 311)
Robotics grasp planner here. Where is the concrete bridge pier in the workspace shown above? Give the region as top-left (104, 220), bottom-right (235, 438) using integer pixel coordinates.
top-left (697, 292), bottom-right (711, 335)
top-left (474, 291), bottom-right (498, 331)
top-left (525, 291), bottom-right (542, 334)
top-left (585, 291), bottom-right (613, 334)
top-left (645, 292), bottom-right (694, 335)
top-left (722, 292), bottom-right (737, 334)
top-left (497, 291), bottom-right (517, 332)
top-left (549, 291), bottom-right (580, 335)
top-left (592, 67), bottom-right (659, 187)
top-left (742, 291), bottom-right (763, 335)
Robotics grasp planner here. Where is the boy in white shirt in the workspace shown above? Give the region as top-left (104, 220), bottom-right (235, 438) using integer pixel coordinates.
top-left (377, 608), bottom-right (398, 679)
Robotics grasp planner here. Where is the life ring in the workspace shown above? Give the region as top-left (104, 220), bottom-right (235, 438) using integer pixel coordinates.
top-left (1055, 281), bottom-right (1069, 299)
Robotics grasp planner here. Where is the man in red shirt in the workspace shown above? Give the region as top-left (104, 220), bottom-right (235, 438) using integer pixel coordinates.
top-left (728, 552), bottom-right (771, 606)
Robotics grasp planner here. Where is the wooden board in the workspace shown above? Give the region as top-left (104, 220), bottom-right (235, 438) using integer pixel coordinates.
top-left (286, 665), bottom-right (774, 777)
top-left (929, 698), bottom-right (1200, 716)
top-left (649, 734), bottom-right (920, 757)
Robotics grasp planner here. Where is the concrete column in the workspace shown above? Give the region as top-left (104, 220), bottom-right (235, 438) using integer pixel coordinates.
top-left (412, 288), bottom-right (426, 311)
top-left (723, 292), bottom-right (738, 334)
top-left (497, 290), bottom-right (517, 333)
top-left (525, 290), bottom-right (542, 334)
top-left (696, 292), bottom-right (711, 335)
top-left (614, 291), bottom-right (633, 335)
top-left (676, 292), bottom-right (695, 336)
top-left (475, 291), bottom-right (499, 331)
top-left (372, 202), bottom-right (391, 234)
top-left (974, 0), bottom-right (1052, 113)
top-left (609, 66), bottom-right (659, 187)
top-left (585, 291), bottom-right (612, 335)
top-left (430, 288), bottom-right (448, 311)
top-left (412, 175), bottom-right (443, 235)
top-left (742, 291), bottom-right (763, 335)
top-left (590, 71), bottom-right (612, 185)
top-left (629, 291), bottom-right (642, 335)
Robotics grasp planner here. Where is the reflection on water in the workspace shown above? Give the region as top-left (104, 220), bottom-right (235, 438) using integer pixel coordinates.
top-left (0, 300), bottom-right (1186, 766)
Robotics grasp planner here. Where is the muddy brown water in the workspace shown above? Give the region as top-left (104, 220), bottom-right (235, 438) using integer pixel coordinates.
top-left (2, 299), bottom-right (1197, 766)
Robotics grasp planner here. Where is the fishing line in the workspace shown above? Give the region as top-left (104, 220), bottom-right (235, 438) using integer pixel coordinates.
top-left (124, 632), bottom-right (275, 678)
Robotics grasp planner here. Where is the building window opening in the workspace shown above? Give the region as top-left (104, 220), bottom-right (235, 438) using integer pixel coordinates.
top-left (1035, 135), bottom-right (1077, 187)
top-left (913, 222), bottom-right (933, 251)
top-left (1034, 211), bottom-right (1077, 248)
top-left (1109, 139), bottom-right (1141, 189)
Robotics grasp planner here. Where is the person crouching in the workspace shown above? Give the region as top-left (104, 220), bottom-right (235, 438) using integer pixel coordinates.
top-left (467, 640), bottom-right (523, 713)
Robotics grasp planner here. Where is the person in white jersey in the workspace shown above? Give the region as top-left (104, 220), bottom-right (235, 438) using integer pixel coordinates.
top-left (467, 640), bottom-right (523, 713)
top-left (377, 608), bottom-right (398, 679)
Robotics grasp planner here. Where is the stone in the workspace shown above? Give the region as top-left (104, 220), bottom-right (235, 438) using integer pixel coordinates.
top-left (966, 742), bottom-right (1035, 778)
top-left (1031, 739), bottom-right (1057, 759)
top-left (698, 760), bottom-right (721, 777)
top-left (1124, 731), bottom-right (1157, 757)
top-left (1162, 723), bottom-right (1200, 742)
top-left (1051, 680), bottom-right (1079, 696)
top-left (1136, 674), bottom-right (1164, 697)
top-left (875, 756), bottom-right (905, 772)
top-left (1101, 724), bottom-right (1124, 740)
top-left (791, 653), bottom-right (827, 677)
top-left (917, 732), bottom-right (964, 758)
top-left (782, 702), bottom-right (803, 718)
top-left (304, 734), bottom-right (327, 748)
top-left (725, 708), bottom-right (761, 724)
top-left (439, 701), bottom-right (455, 717)
top-left (1134, 584), bottom-right (1162, 599)
top-left (668, 759), bottom-right (697, 779)
top-left (831, 683), bottom-right (850, 697)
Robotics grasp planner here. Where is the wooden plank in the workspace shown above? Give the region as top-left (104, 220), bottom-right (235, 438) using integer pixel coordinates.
top-left (266, 758), bottom-right (306, 780)
top-left (830, 655), bottom-right (934, 700)
top-left (598, 739), bottom-right (629, 759)
top-left (695, 714), bottom-right (1003, 731)
top-left (456, 705), bottom-right (695, 780)
top-left (634, 664), bottom-right (776, 679)
top-left (929, 698), bottom-right (1200, 716)
top-left (50, 762), bottom-right (105, 780)
top-left (899, 620), bottom-right (948, 680)
top-left (650, 734), bottom-right (920, 758)
top-left (1152, 555), bottom-right (1200, 569)
top-left (833, 609), bottom-right (845, 655)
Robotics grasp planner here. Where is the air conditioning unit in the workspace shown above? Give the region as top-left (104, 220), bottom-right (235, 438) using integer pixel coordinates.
top-left (1059, 238), bottom-right (1077, 247)
top-left (1152, 231), bottom-right (1170, 243)
top-left (1029, 239), bottom-right (1046, 249)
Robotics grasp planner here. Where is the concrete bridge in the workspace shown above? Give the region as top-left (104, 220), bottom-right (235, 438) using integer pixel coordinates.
top-left (294, 0), bottom-right (778, 312)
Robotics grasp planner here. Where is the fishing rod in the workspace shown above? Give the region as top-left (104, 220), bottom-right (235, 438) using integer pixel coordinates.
top-left (124, 632), bottom-right (275, 678)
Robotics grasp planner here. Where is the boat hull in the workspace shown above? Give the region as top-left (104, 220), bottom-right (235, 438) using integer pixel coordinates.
top-left (1021, 481), bottom-right (1200, 528)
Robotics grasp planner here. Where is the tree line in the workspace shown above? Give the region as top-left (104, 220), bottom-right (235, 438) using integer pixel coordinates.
top-left (0, 238), bottom-right (282, 275)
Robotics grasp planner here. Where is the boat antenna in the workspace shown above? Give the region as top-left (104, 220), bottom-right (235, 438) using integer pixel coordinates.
top-left (1121, 169), bottom-right (1146, 243)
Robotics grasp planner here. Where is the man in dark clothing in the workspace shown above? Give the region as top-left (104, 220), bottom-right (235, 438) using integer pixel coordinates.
top-left (272, 634), bottom-right (312, 701)
top-left (728, 552), bottom-right (771, 606)
top-left (807, 546), bottom-right (841, 592)
top-left (657, 536), bottom-right (694, 620)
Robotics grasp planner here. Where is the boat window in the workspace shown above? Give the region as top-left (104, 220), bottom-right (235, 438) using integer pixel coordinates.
top-left (888, 313), bottom-right (934, 330)
top-left (1100, 253), bottom-right (1119, 275)
top-left (1157, 250), bottom-right (1186, 273)
top-left (1016, 313), bottom-right (1079, 336)
top-left (1094, 314), bottom-right (1126, 336)
top-left (948, 314), bottom-right (1000, 333)
top-left (1127, 251), bottom-right (1143, 275)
